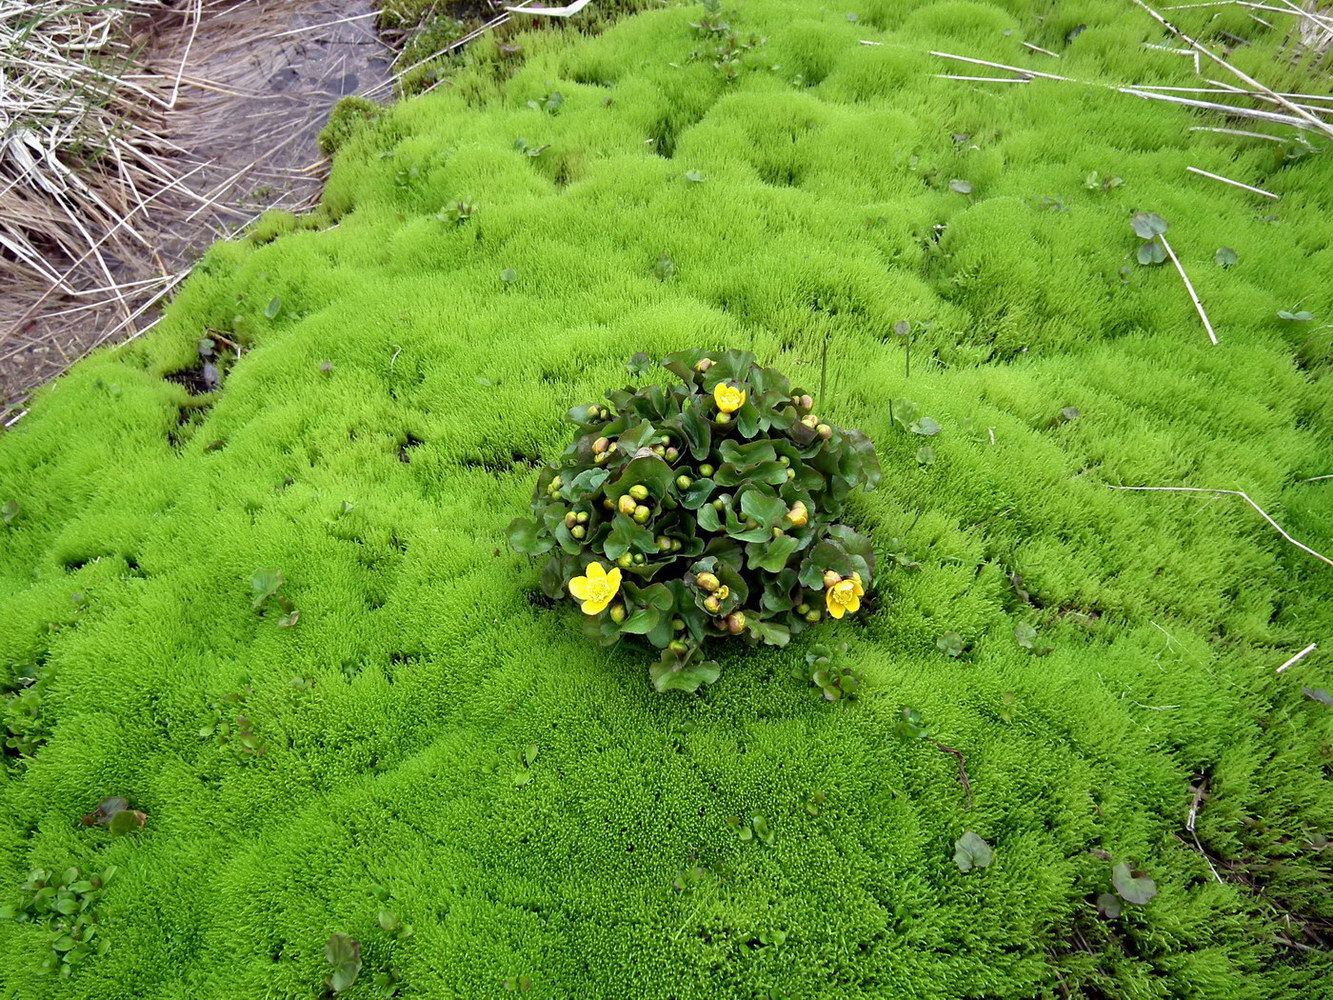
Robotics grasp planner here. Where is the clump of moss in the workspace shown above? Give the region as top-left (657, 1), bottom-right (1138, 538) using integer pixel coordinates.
top-left (316, 96), bottom-right (385, 156)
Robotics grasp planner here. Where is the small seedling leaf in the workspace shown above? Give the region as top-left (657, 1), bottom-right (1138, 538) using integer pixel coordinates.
top-left (937, 631), bottom-right (964, 657)
top-left (684, 170), bottom-right (705, 183)
top-left (1, 499), bottom-right (18, 524)
top-left (1136, 240), bottom-right (1166, 266)
top-left (1302, 687), bottom-right (1333, 707)
top-left (264, 297), bottom-right (282, 320)
top-left (1096, 892), bottom-right (1123, 918)
top-left (953, 831), bottom-right (994, 872)
top-left (499, 268), bottom-right (518, 284)
top-left (107, 809), bottom-right (146, 837)
top-left (910, 416), bottom-right (941, 437)
top-left (948, 178), bottom-right (973, 194)
top-left (1214, 246), bottom-right (1237, 268)
top-left (324, 933), bottom-right (362, 993)
top-left (1277, 309), bottom-right (1314, 321)
top-left (1111, 862), bottom-right (1157, 905)
top-left (1130, 212), bottom-right (1169, 239)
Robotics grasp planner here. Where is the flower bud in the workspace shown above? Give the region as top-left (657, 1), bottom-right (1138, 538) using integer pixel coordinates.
top-left (786, 502), bottom-right (808, 528)
top-left (593, 436), bottom-right (610, 454)
top-left (800, 414), bottom-right (818, 429)
top-left (594, 452), bottom-right (608, 464)
top-left (668, 639), bottom-right (690, 654)
top-left (657, 535), bottom-right (673, 552)
top-left (619, 494), bottom-right (638, 515)
top-left (602, 497), bottom-right (615, 510)
top-left (800, 394), bottom-right (814, 410)
top-left (564, 512), bottom-right (578, 528)
top-left (795, 602), bottom-right (810, 615)
top-left (629, 484), bottom-right (649, 501)
top-left (772, 527), bottom-right (784, 538)
top-left (609, 603), bottom-right (626, 624)
top-left (632, 552), bottom-right (646, 565)
top-left (715, 585), bottom-right (730, 601)
top-left (711, 498), bottom-right (726, 512)
top-left (696, 572), bottom-right (720, 592)
top-left (672, 618), bottom-right (685, 631)
top-left (676, 475), bottom-right (693, 490)
top-left (823, 569), bottom-right (842, 588)
top-left (778, 456), bottom-right (790, 467)
top-left (576, 511), bottom-right (589, 524)
top-left (804, 609), bottom-right (822, 623)
top-left (608, 442), bottom-right (618, 452)
top-left (670, 539), bottom-right (682, 552)
top-left (652, 445), bottom-right (666, 457)
top-left (665, 447), bottom-right (680, 462)
top-left (716, 412), bottom-right (731, 424)
top-left (725, 612), bottom-right (746, 634)
top-left (571, 525), bottom-right (586, 540)
top-left (694, 358), bottom-right (715, 373)
top-left (633, 505), bottom-right (651, 524)
top-left (617, 553), bottom-right (634, 569)
top-left (785, 468), bottom-right (796, 480)
top-left (703, 595), bottom-right (721, 614)
top-left (658, 435), bottom-right (671, 445)
top-left (817, 424), bottom-right (833, 440)
top-left (699, 463), bottom-right (715, 477)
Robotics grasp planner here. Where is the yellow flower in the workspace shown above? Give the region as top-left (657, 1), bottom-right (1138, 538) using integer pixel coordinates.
top-left (713, 382), bottom-right (746, 413)
top-left (568, 561), bottom-right (622, 615)
top-left (825, 572), bottom-right (865, 619)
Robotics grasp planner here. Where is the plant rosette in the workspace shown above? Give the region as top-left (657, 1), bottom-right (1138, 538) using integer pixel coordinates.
top-left (508, 349), bottom-right (880, 693)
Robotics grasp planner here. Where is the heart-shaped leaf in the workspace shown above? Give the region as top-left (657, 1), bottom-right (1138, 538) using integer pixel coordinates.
top-left (1111, 862), bottom-right (1157, 905)
top-left (953, 831), bottom-right (994, 872)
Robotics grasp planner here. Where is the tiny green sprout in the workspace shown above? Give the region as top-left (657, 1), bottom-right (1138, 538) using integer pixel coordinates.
top-left (513, 137), bottom-right (550, 157)
top-left (324, 933), bottom-right (362, 993)
top-left (436, 199), bottom-right (477, 225)
top-left (948, 178), bottom-right (973, 195)
top-left (503, 975), bottom-right (533, 992)
top-left (627, 352), bottom-right (653, 377)
top-left (499, 268), bottom-right (518, 285)
top-left (937, 631), bottom-right (964, 658)
top-left (526, 90), bottom-right (563, 113)
top-left (915, 445), bottom-right (936, 467)
top-left (684, 170), bottom-right (706, 183)
top-left (1277, 308), bottom-right (1314, 321)
top-left (1214, 246), bottom-right (1238, 268)
top-left (805, 789), bottom-right (827, 816)
top-left (953, 831), bottom-right (994, 872)
top-left (1111, 862), bottom-right (1157, 906)
top-left (264, 297), bottom-right (282, 320)
top-left (652, 254), bottom-right (676, 281)
top-left (1014, 621), bottom-right (1054, 656)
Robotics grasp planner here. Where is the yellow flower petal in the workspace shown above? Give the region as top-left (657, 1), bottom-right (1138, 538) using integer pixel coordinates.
top-left (713, 383), bottom-right (747, 413)
top-left (582, 597), bottom-right (611, 615)
top-left (568, 576), bottom-right (592, 601)
top-left (826, 596), bottom-right (846, 619)
top-left (844, 593), bottom-right (861, 614)
top-left (851, 573), bottom-right (865, 597)
top-left (585, 561), bottom-right (607, 580)
top-left (605, 566), bottom-right (622, 593)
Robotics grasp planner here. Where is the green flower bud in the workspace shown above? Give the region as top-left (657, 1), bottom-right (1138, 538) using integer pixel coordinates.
top-left (715, 585), bottom-right (730, 601)
top-left (618, 494), bottom-right (638, 515)
top-left (699, 463), bottom-right (715, 477)
top-left (672, 618), bottom-right (685, 631)
top-left (633, 552), bottom-right (646, 565)
top-left (772, 527), bottom-right (784, 538)
top-left (823, 569), bottom-right (842, 588)
top-left (658, 434), bottom-right (671, 445)
top-left (564, 512), bottom-right (578, 528)
top-left (711, 498), bottom-right (726, 511)
top-left (676, 474), bottom-right (693, 490)
top-left (665, 446), bottom-right (680, 462)
top-left (795, 602), bottom-right (810, 615)
top-left (629, 484), bottom-right (649, 501)
top-left (800, 394), bottom-right (814, 410)
top-left (800, 414), bottom-right (818, 429)
top-left (817, 424), bottom-right (833, 440)
top-left (652, 445), bottom-right (666, 457)
top-left (779, 456), bottom-right (790, 467)
top-left (570, 525), bottom-right (586, 540)
top-left (804, 609), bottom-right (822, 623)
top-left (670, 539), bottom-right (682, 552)
top-left (716, 412), bottom-right (731, 424)
top-left (725, 612), bottom-right (746, 634)
top-left (592, 436), bottom-right (610, 454)
top-left (594, 452), bottom-right (609, 464)
top-left (609, 603), bottom-right (626, 624)
top-left (576, 511), bottom-right (589, 524)
top-left (633, 505), bottom-right (651, 524)
top-left (694, 358), bottom-right (715, 373)
top-left (607, 442), bottom-right (618, 452)
top-left (696, 572), bottom-right (720, 592)
top-left (657, 535), bottom-right (673, 552)
top-left (668, 639), bottom-right (689, 654)
top-left (617, 553), bottom-right (634, 569)
top-left (785, 468), bottom-right (796, 480)
top-left (703, 595), bottom-right (722, 614)
top-left (602, 497), bottom-right (615, 510)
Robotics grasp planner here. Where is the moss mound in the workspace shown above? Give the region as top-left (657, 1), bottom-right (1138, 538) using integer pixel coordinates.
top-left (2, 0), bottom-right (1331, 996)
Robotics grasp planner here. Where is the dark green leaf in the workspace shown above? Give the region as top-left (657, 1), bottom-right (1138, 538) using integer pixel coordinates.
top-left (1097, 893), bottom-right (1123, 918)
top-left (751, 535), bottom-right (799, 573)
top-left (107, 809), bottom-right (145, 837)
top-left (1111, 863), bottom-right (1157, 905)
top-left (507, 517), bottom-right (552, 556)
top-left (1136, 240), bottom-right (1166, 266)
top-left (649, 656), bottom-right (721, 693)
top-left (627, 352), bottom-right (653, 376)
top-left (747, 617), bottom-right (790, 647)
top-left (739, 490), bottom-right (788, 527)
top-left (324, 933), bottom-right (362, 993)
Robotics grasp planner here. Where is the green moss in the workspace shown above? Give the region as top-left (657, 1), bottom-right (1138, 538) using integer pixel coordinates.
top-left (317, 96), bottom-right (387, 157)
top-left (1, 0), bottom-right (1331, 996)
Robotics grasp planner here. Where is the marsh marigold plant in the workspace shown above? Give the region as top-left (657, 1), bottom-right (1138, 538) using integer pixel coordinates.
top-left (508, 350), bottom-right (880, 692)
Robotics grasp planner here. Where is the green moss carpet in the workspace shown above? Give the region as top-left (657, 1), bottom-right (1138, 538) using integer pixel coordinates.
top-left (2, 0), bottom-right (1331, 996)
